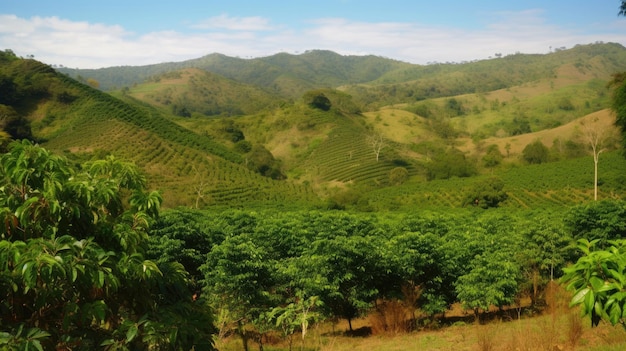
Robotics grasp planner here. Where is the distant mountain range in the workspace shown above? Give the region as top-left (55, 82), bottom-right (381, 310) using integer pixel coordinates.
top-left (2, 42), bottom-right (626, 209)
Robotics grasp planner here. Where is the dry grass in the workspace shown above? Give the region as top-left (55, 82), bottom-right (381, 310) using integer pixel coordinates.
top-left (215, 285), bottom-right (626, 351)
top-left (456, 109), bottom-right (618, 157)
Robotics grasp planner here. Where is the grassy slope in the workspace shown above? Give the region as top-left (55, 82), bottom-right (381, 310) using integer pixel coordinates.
top-left (5, 43), bottom-right (626, 210)
top-left (0, 60), bottom-right (318, 208)
top-left (122, 68), bottom-right (282, 116)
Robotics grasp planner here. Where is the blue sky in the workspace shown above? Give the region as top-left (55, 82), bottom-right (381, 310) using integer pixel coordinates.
top-left (1, 0), bottom-right (626, 68)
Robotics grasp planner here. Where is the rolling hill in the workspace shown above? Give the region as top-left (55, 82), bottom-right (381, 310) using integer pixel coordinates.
top-left (3, 43), bottom-right (626, 210)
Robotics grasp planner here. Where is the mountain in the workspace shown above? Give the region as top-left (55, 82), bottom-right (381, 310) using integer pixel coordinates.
top-left (58, 50), bottom-right (411, 97)
top-left (3, 43), bottom-right (626, 210)
top-left (0, 50), bottom-right (319, 208)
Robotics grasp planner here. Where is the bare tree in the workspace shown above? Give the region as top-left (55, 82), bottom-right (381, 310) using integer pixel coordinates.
top-left (580, 118), bottom-right (617, 201)
top-left (192, 166), bottom-right (209, 208)
top-left (366, 133), bottom-right (386, 162)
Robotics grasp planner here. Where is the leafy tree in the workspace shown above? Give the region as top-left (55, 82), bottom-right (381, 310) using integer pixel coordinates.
top-left (516, 214), bottom-right (573, 305)
top-left (147, 208), bottom-right (220, 279)
top-left (245, 144), bottom-right (285, 179)
top-left (0, 104), bottom-right (33, 141)
top-left (386, 231), bottom-right (446, 316)
top-left (234, 139), bottom-right (252, 153)
top-left (522, 140), bottom-right (549, 164)
top-left (482, 144), bottom-right (503, 170)
top-left (426, 147), bottom-right (477, 180)
top-left (0, 140), bottom-right (216, 350)
top-left (610, 71), bottom-right (626, 150)
top-left (389, 166), bottom-right (409, 185)
top-left (306, 234), bottom-right (383, 331)
top-left (564, 199), bottom-right (626, 249)
top-left (455, 250), bottom-right (521, 321)
top-left (304, 91), bottom-right (332, 111)
top-left (462, 177), bottom-right (508, 208)
top-left (201, 234), bottom-right (277, 351)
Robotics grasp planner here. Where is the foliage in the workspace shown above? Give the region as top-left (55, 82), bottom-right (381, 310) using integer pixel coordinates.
top-left (610, 71), bottom-right (626, 150)
top-left (304, 91), bottom-right (332, 111)
top-left (245, 143), bottom-right (286, 179)
top-left (462, 177), bottom-right (508, 208)
top-left (389, 166), bottom-right (409, 185)
top-left (522, 140), bottom-right (550, 164)
top-left (426, 148), bottom-right (477, 180)
top-left (562, 238), bottom-right (626, 329)
top-left (0, 141), bottom-right (216, 350)
top-left (564, 200), bottom-right (626, 248)
top-left (455, 250), bottom-right (521, 319)
top-left (482, 144), bottom-right (503, 169)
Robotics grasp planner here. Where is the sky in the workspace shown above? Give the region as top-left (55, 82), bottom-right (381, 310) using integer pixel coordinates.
top-left (1, 0), bottom-right (626, 69)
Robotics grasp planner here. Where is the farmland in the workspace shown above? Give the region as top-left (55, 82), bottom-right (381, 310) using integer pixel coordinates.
top-left (2, 42), bottom-right (626, 350)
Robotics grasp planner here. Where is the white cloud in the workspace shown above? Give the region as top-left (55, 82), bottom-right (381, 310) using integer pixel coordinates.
top-left (0, 11), bottom-right (625, 69)
top-left (192, 14), bottom-right (274, 31)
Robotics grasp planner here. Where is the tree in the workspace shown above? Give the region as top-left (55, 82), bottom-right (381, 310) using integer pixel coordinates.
top-left (564, 200), bottom-right (626, 249)
top-left (482, 144), bottom-right (503, 171)
top-left (455, 251), bottom-right (521, 322)
top-left (245, 144), bottom-right (285, 179)
top-left (580, 118), bottom-right (618, 200)
top-left (201, 235), bottom-right (277, 351)
top-left (303, 91), bottom-right (332, 111)
top-left (522, 140), bottom-right (549, 164)
top-left (366, 132), bottom-right (386, 162)
top-left (426, 148), bottom-right (477, 180)
top-left (0, 141), bottom-right (216, 350)
top-left (610, 72), bottom-right (626, 149)
top-left (462, 177), bottom-right (508, 208)
top-left (389, 166), bottom-right (409, 185)
top-left (516, 214), bottom-right (572, 306)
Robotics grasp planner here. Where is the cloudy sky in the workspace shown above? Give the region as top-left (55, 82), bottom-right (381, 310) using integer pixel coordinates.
top-left (2, 0), bottom-right (626, 69)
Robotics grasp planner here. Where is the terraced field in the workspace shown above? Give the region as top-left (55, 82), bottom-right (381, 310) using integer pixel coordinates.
top-left (41, 76), bottom-right (319, 208)
top-left (361, 151), bottom-right (626, 211)
top-left (303, 111), bottom-right (416, 186)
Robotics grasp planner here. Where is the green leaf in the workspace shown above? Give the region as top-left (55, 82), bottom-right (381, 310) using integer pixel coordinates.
top-left (571, 287), bottom-right (590, 306)
top-left (584, 288), bottom-right (595, 314)
top-left (31, 339), bottom-right (43, 351)
top-left (126, 324), bottom-right (138, 342)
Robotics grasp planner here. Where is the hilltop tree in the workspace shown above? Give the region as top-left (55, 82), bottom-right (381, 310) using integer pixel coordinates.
top-left (522, 140), bottom-right (549, 164)
top-left (0, 141), bottom-right (216, 350)
top-left (303, 91), bottom-right (332, 111)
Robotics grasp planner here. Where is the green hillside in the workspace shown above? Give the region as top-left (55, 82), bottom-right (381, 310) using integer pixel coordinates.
top-left (120, 68), bottom-right (282, 117)
top-left (59, 50), bottom-right (411, 97)
top-left (0, 52), bottom-right (319, 208)
top-left (3, 43), bottom-right (626, 211)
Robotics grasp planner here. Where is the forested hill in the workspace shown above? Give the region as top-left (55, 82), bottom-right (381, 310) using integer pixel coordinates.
top-left (58, 50), bottom-right (411, 96)
top-left (58, 42), bottom-right (626, 103)
top-left (0, 50), bottom-right (320, 208)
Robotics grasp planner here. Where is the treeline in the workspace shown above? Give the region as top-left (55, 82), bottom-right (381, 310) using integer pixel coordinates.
top-left (148, 202), bottom-right (624, 350)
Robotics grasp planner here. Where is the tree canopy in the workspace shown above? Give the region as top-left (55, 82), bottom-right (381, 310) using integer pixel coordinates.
top-left (0, 141), bottom-right (216, 350)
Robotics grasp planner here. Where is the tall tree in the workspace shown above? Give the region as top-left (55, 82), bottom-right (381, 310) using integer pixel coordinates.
top-left (579, 118), bottom-right (617, 200)
top-left (0, 141), bottom-right (216, 350)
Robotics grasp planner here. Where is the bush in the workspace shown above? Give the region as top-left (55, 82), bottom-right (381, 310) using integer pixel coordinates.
top-left (389, 167), bottom-right (409, 185)
top-left (463, 177), bottom-right (508, 208)
top-left (522, 140), bottom-right (549, 164)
